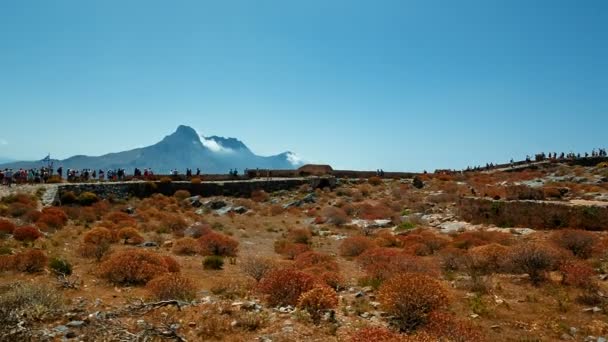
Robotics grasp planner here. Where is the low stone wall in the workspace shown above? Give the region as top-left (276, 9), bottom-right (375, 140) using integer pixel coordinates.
top-left (54, 177), bottom-right (335, 203)
top-left (458, 197), bottom-right (608, 231)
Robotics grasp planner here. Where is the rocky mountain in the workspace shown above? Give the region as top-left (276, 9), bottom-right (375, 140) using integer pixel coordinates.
top-left (0, 125), bottom-right (303, 174)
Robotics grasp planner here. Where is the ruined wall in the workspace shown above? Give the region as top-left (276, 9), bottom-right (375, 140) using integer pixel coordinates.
top-left (54, 177), bottom-right (335, 203)
top-left (458, 197), bottom-right (608, 231)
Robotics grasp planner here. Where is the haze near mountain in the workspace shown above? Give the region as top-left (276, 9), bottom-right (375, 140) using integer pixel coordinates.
top-left (0, 125), bottom-right (302, 174)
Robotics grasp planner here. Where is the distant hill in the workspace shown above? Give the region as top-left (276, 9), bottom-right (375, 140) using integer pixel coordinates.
top-left (0, 125), bottom-right (303, 174)
top-left (0, 157), bottom-right (14, 164)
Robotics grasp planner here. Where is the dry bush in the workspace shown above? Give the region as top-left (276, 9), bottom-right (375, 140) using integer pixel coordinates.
top-left (451, 230), bottom-right (512, 250)
top-left (551, 229), bottom-right (595, 259)
top-left (321, 206), bottom-right (350, 225)
top-left (12, 226), bottom-right (43, 242)
top-left (368, 176), bottom-right (382, 186)
top-left (251, 190), bottom-right (269, 202)
top-left (103, 211), bottom-right (137, 228)
top-left (77, 191), bottom-right (99, 206)
top-left (297, 286), bottom-right (338, 323)
top-left (560, 260), bottom-right (596, 288)
top-left (294, 251), bottom-right (338, 271)
top-left (159, 213), bottom-right (188, 236)
top-left (0, 219), bottom-right (16, 235)
top-left (287, 228), bottom-right (312, 244)
top-left (438, 246), bottom-right (467, 272)
top-left (83, 227), bottom-right (114, 244)
top-left (98, 249), bottom-right (171, 285)
top-left (421, 311), bottom-right (484, 342)
top-left (375, 230), bottom-right (402, 248)
top-left (162, 255), bottom-right (181, 272)
top-left (398, 230), bottom-right (450, 255)
top-left (198, 232), bottom-right (239, 257)
top-left (0, 255), bottom-right (15, 271)
top-left (504, 185), bottom-right (544, 200)
top-left (378, 273), bottom-right (450, 332)
top-left (507, 242), bottom-right (564, 285)
top-left (173, 190), bottom-right (191, 201)
top-left (257, 269), bottom-right (319, 306)
top-left (13, 249), bottom-right (47, 273)
top-left (467, 243), bottom-right (510, 274)
top-left (172, 237), bottom-right (199, 255)
top-left (357, 248), bottom-right (439, 282)
top-left (210, 277), bottom-right (254, 299)
top-left (146, 274), bottom-right (197, 301)
top-left (268, 204), bottom-right (284, 216)
top-left (240, 256), bottom-right (276, 281)
top-left (356, 203), bottom-right (395, 220)
top-left (191, 177), bottom-right (202, 184)
top-left (0, 282), bottom-right (63, 337)
top-left (339, 236), bottom-right (375, 257)
top-left (117, 227), bottom-right (144, 245)
top-left (184, 222), bottom-right (213, 238)
top-left (274, 240), bottom-right (310, 259)
top-left (77, 242), bottom-right (111, 261)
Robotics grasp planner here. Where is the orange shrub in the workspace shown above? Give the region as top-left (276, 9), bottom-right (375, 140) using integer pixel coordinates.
top-left (398, 231), bottom-right (449, 255)
top-left (421, 311), bottom-right (484, 342)
top-left (251, 190), bottom-right (269, 202)
top-left (162, 255), bottom-right (181, 272)
top-left (356, 203), bottom-right (394, 220)
top-left (378, 274), bottom-right (450, 332)
top-left (172, 237), bottom-right (199, 255)
top-left (77, 242), bottom-right (111, 261)
top-left (339, 236), bottom-right (375, 257)
top-left (12, 226), bottom-right (43, 242)
top-left (0, 218), bottom-right (16, 235)
top-left (0, 255), bottom-right (15, 271)
top-left (357, 248), bottom-right (439, 282)
top-left (146, 274), bottom-right (197, 301)
top-left (173, 190), bottom-right (191, 201)
top-left (274, 240), bottom-right (310, 259)
top-left (198, 232), bottom-right (239, 257)
top-left (560, 260), bottom-right (596, 288)
top-left (118, 227), bottom-right (144, 245)
top-left (98, 249), bottom-right (171, 285)
top-left (35, 207), bottom-right (68, 231)
top-left (294, 251), bottom-right (338, 271)
top-left (468, 243), bottom-right (510, 274)
top-left (160, 212), bottom-right (188, 236)
top-left (297, 286), bottom-right (338, 323)
top-left (551, 229), bottom-right (595, 259)
top-left (438, 246), bottom-right (467, 272)
top-left (287, 228), bottom-right (312, 244)
top-left (83, 227), bottom-right (114, 245)
top-left (104, 211), bottom-right (137, 228)
top-left (257, 269), bottom-right (319, 306)
top-left (13, 249), bottom-right (48, 273)
top-left (375, 230), bottom-right (402, 248)
top-left (452, 230), bottom-right (512, 250)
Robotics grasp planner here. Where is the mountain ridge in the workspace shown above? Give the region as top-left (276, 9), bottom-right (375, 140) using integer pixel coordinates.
top-left (0, 126), bottom-right (303, 174)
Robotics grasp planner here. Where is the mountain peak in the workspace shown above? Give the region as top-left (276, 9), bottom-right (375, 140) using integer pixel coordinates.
top-left (174, 125), bottom-right (199, 139)
top-left (204, 136), bottom-right (248, 151)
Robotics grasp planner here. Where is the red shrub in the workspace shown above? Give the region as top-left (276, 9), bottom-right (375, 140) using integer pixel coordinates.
top-left (294, 251), bottom-right (338, 271)
top-left (257, 269), bottom-right (320, 306)
top-left (339, 236), bottom-right (375, 257)
top-left (98, 249), bottom-right (171, 285)
top-left (551, 229), bottom-right (596, 259)
top-left (421, 311), bottom-right (484, 342)
top-left (452, 230), bottom-right (512, 250)
top-left (398, 231), bottom-right (450, 255)
top-left (356, 203), bottom-right (394, 220)
top-left (104, 211), bottom-right (137, 228)
top-left (146, 274), bottom-right (197, 301)
top-left (13, 249), bottom-right (48, 273)
top-left (0, 255), bottom-right (15, 271)
top-left (197, 232), bottom-right (239, 257)
top-left (0, 218), bottom-right (16, 235)
top-left (560, 260), bottom-right (596, 288)
top-left (297, 286), bottom-right (338, 323)
top-left (321, 206), bottom-right (350, 225)
top-left (36, 207), bottom-right (68, 231)
top-left (378, 273), bottom-right (450, 332)
top-left (467, 243), bottom-right (510, 274)
top-left (161, 255), bottom-right (181, 273)
top-left (12, 226), bottom-right (43, 242)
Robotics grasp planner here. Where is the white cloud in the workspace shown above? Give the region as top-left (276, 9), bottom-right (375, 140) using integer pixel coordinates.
top-left (286, 152), bottom-right (304, 166)
top-left (0, 139), bottom-right (7, 146)
top-left (201, 137), bottom-right (233, 153)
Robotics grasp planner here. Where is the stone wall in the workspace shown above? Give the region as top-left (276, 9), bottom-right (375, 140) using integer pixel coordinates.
top-left (458, 197), bottom-right (608, 231)
top-left (54, 177), bottom-right (336, 203)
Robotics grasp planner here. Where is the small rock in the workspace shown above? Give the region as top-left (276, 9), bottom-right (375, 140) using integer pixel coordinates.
top-left (139, 241), bottom-right (158, 248)
top-left (570, 327), bottom-right (578, 336)
top-left (583, 307), bottom-right (603, 313)
top-left (362, 286), bottom-right (373, 293)
top-left (230, 320), bottom-right (238, 327)
top-left (355, 291), bottom-right (365, 298)
top-left (561, 333), bottom-right (573, 340)
top-left (163, 240), bottom-right (174, 248)
top-left (66, 320), bottom-right (86, 328)
top-left (188, 322), bottom-right (196, 328)
top-left (470, 314), bottom-right (479, 319)
top-left (122, 206), bottom-right (135, 214)
top-left (598, 337), bottom-right (607, 342)
top-left (54, 325), bottom-right (69, 334)
top-left (65, 331), bottom-right (77, 339)
top-left (360, 312), bottom-right (371, 319)
top-left (370, 301), bottom-right (381, 308)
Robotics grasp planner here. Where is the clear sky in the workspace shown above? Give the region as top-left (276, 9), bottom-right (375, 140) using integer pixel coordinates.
top-left (0, 0), bottom-right (606, 171)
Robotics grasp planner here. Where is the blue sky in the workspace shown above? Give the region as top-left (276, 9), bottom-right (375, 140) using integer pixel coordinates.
top-left (0, 0), bottom-right (606, 171)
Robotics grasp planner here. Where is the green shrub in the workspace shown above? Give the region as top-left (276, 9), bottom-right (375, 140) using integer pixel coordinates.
top-left (203, 255), bottom-right (224, 270)
top-left (49, 257), bottom-right (72, 276)
top-left (60, 191), bottom-right (78, 204)
top-left (77, 192), bottom-right (99, 206)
